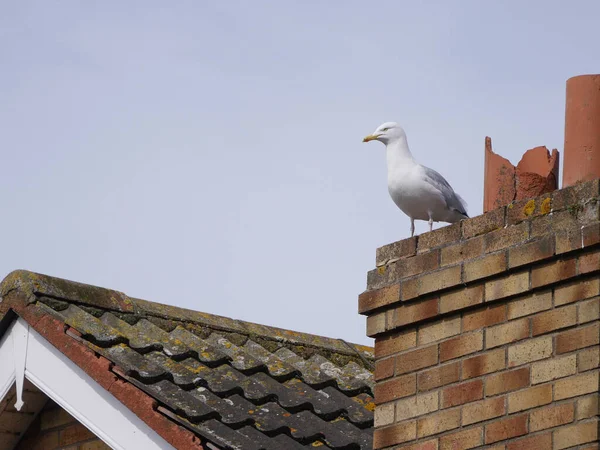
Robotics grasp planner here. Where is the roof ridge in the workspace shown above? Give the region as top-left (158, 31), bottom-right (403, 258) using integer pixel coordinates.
top-left (0, 270), bottom-right (373, 359)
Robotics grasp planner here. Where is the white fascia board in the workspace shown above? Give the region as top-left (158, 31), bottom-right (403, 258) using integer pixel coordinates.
top-left (0, 321), bottom-right (16, 401)
top-left (0, 317), bottom-right (177, 450)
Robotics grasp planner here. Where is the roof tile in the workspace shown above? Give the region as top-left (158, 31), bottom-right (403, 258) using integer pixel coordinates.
top-left (0, 270), bottom-right (374, 449)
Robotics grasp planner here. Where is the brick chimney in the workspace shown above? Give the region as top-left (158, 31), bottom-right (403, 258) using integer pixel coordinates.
top-left (359, 180), bottom-right (599, 449)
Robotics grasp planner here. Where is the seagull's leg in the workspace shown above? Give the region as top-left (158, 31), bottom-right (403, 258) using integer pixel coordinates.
top-left (428, 213), bottom-right (433, 232)
top-left (410, 218), bottom-right (415, 237)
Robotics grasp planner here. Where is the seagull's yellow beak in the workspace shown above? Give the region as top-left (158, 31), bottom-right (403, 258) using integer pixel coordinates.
top-left (363, 134), bottom-right (379, 142)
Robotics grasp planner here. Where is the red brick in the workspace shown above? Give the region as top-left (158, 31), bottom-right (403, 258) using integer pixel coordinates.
top-left (506, 194), bottom-right (552, 226)
top-left (531, 355), bottom-right (576, 384)
top-left (367, 312), bottom-right (386, 336)
top-left (374, 357), bottom-right (394, 381)
top-left (15, 433), bottom-right (59, 450)
top-left (510, 236), bottom-right (555, 269)
top-left (40, 408), bottom-right (76, 430)
top-left (579, 297), bottom-right (600, 324)
top-left (554, 277), bottom-right (600, 306)
top-left (418, 317), bottom-right (461, 345)
top-left (375, 330), bottom-right (417, 358)
top-left (485, 367), bottom-right (530, 396)
top-left (484, 221), bottom-right (529, 253)
top-left (556, 322), bottom-right (600, 354)
top-left (462, 207), bottom-right (505, 239)
top-left (374, 374), bottom-right (417, 404)
top-left (554, 371), bottom-right (599, 400)
top-left (359, 284), bottom-right (400, 313)
top-left (463, 252), bottom-right (507, 282)
top-left (485, 271), bottom-right (530, 302)
top-left (369, 251), bottom-right (441, 290)
top-left (441, 236), bottom-right (484, 267)
top-left (507, 432), bottom-right (552, 450)
top-left (582, 223), bottom-right (600, 246)
top-left (463, 304), bottom-right (506, 331)
top-left (484, 414), bottom-right (528, 444)
top-left (418, 362), bottom-right (461, 392)
top-left (485, 319), bottom-right (529, 348)
top-left (395, 392), bottom-right (439, 421)
top-left (373, 421), bottom-right (417, 449)
top-left (395, 439), bottom-right (439, 450)
top-left (462, 397), bottom-right (506, 426)
top-left (418, 222), bottom-right (461, 253)
top-left (376, 238), bottom-right (418, 266)
top-left (441, 379), bottom-right (483, 408)
top-left (531, 207), bottom-right (597, 238)
top-left (507, 290), bottom-right (552, 319)
top-left (555, 228), bottom-right (583, 254)
top-left (417, 408), bottom-right (461, 438)
top-left (439, 332), bottom-right (483, 362)
top-left (578, 346), bottom-right (600, 371)
top-left (374, 403), bottom-right (394, 427)
top-left (553, 419), bottom-right (599, 449)
top-left (80, 441), bottom-right (111, 450)
top-left (388, 298), bottom-right (439, 328)
top-left (577, 395), bottom-right (599, 420)
top-left (401, 265), bottom-right (462, 300)
top-left (530, 403), bottom-right (574, 431)
top-left (439, 284), bottom-right (484, 314)
top-left (462, 348), bottom-right (505, 379)
top-left (580, 249), bottom-right (600, 274)
top-left (531, 258), bottom-right (577, 288)
top-left (439, 427), bottom-right (482, 450)
top-left (552, 179), bottom-right (599, 210)
top-left (396, 345), bottom-right (438, 375)
top-left (532, 304), bottom-right (577, 336)
top-left (508, 336), bottom-right (553, 367)
top-left (399, 250), bottom-right (441, 278)
top-left (507, 384), bottom-right (552, 413)
top-left (59, 423), bottom-right (95, 446)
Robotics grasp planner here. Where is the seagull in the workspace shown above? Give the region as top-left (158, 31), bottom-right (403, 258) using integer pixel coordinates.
top-left (363, 122), bottom-right (468, 237)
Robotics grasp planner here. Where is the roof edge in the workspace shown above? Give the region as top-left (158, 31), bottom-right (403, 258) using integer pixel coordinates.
top-left (0, 270), bottom-right (373, 359)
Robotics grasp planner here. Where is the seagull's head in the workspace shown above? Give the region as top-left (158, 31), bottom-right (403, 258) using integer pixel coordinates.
top-left (363, 122), bottom-right (406, 145)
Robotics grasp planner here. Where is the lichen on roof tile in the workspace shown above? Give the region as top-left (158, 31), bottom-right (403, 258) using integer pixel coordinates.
top-left (0, 269), bottom-right (374, 449)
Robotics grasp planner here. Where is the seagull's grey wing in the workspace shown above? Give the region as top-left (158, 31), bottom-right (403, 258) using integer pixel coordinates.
top-left (421, 166), bottom-right (469, 217)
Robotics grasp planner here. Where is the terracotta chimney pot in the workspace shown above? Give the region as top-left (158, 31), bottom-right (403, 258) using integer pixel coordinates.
top-left (563, 74), bottom-right (600, 186)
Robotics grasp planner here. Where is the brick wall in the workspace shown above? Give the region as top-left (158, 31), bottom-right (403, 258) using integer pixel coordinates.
top-left (359, 179), bottom-right (600, 449)
top-left (16, 399), bottom-right (109, 450)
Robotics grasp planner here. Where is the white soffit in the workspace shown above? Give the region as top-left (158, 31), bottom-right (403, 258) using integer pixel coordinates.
top-left (0, 318), bottom-right (176, 450)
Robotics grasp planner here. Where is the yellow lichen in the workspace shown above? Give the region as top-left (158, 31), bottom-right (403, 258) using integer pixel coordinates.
top-left (540, 197), bottom-right (551, 214)
top-left (364, 401), bottom-right (376, 411)
top-left (377, 266), bottom-right (386, 275)
top-left (523, 199), bottom-right (536, 216)
top-left (311, 442), bottom-right (324, 447)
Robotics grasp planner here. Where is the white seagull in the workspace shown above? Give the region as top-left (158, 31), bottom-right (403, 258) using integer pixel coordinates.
top-left (363, 122), bottom-right (468, 237)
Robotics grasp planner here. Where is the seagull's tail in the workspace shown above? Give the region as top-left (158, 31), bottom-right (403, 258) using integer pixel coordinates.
top-left (455, 193), bottom-right (469, 217)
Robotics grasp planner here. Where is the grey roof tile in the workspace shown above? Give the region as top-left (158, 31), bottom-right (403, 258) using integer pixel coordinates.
top-left (1, 271), bottom-right (374, 449)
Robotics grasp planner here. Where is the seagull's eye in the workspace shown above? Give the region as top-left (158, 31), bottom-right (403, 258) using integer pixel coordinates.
top-left (382, 128), bottom-right (389, 132)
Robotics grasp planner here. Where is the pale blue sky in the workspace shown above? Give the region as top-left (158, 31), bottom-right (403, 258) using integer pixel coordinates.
top-left (1, 1), bottom-right (598, 345)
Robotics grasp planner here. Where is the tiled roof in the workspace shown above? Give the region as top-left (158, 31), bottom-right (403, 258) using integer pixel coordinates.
top-left (0, 271), bottom-right (374, 450)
